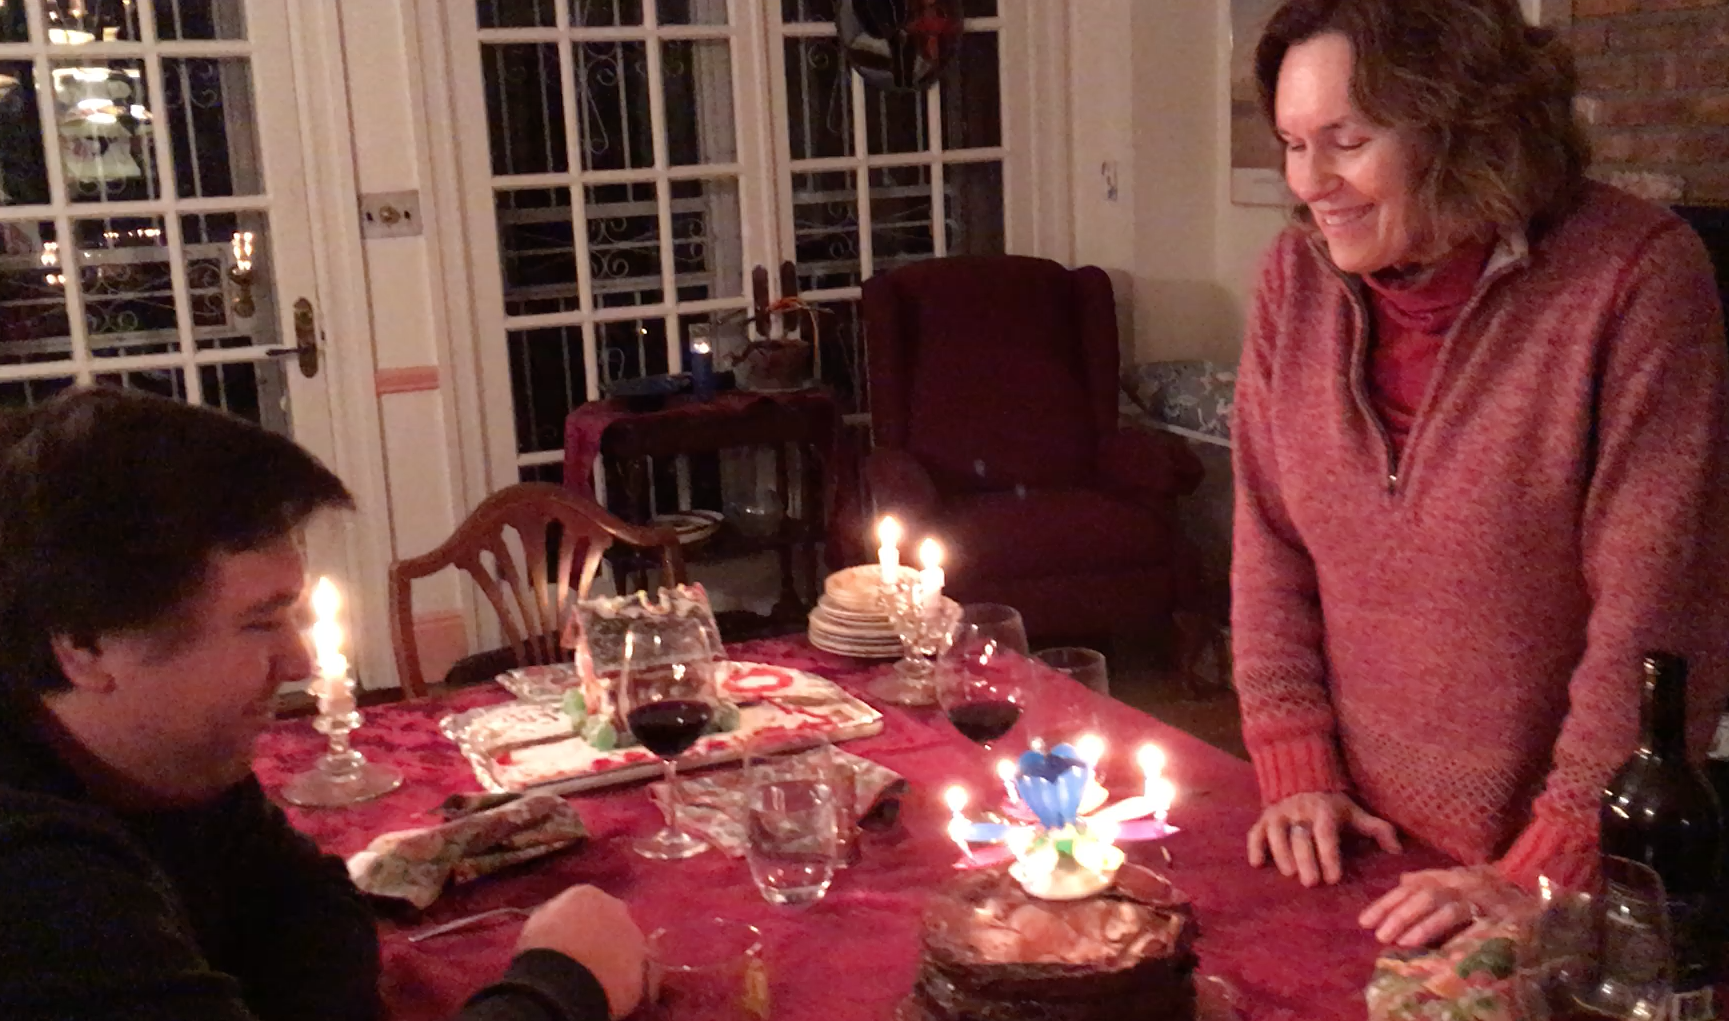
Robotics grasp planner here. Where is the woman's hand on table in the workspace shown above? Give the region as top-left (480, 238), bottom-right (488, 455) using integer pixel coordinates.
top-left (1247, 791), bottom-right (1401, 886)
top-left (516, 885), bottom-right (647, 1018)
top-left (1359, 865), bottom-right (1528, 948)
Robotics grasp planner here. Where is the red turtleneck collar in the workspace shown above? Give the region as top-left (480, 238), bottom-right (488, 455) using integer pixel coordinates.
top-left (1363, 239), bottom-right (1495, 457)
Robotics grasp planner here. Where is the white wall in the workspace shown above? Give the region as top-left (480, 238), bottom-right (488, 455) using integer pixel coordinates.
top-left (338, 1), bottom-right (469, 681)
top-left (1069, 0), bottom-right (1286, 366)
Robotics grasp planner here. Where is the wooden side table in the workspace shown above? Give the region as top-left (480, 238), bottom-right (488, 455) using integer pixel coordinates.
top-left (565, 390), bottom-right (839, 627)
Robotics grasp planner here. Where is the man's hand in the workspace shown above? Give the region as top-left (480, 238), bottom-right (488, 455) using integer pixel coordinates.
top-left (1359, 866), bottom-right (1529, 947)
top-left (1247, 791), bottom-right (1401, 886)
top-left (516, 885), bottom-right (646, 1019)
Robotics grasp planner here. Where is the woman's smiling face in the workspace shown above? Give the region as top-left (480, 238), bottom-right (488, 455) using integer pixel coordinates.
top-left (1275, 31), bottom-right (1424, 274)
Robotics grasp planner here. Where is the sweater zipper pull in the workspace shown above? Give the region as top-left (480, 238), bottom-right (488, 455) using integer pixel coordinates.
top-left (1387, 472), bottom-right (1398, 493)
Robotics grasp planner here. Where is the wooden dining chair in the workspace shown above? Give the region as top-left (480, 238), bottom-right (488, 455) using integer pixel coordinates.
top-left (388, 482), bottom-right (687, 697)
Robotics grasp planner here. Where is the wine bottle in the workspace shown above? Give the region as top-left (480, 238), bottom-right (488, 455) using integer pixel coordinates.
top-left (1600, 652), bottom-right (1724, 1019)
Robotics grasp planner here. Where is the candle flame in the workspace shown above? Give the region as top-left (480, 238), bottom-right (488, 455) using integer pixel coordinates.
top-left (877, 516), bottom-right (902, 547)
top-left (996, 759), bottom-right (1016, 781)
top-left (918, 538), bottom-right (943, 570)
top-left (311, 577), bottom-right (341, 620)
top-left (944, 785), bottom-right (968, 814)
top-left (1136, 744), bottom-right (1166, 779)
top-left (1076, 734), bottom-right (1105, 766)
top-left (1149, 777), bottom-right (1177, 814)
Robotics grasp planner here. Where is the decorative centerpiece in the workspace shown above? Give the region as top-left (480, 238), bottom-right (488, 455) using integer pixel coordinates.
top-left (943, 739), bottom-right (1178, 900)
top-left (717, 296), bottom-right (831, 393)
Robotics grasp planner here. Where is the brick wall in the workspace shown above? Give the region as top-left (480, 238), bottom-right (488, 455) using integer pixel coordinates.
top-left (1568, 0), bottom-right (1729, 206)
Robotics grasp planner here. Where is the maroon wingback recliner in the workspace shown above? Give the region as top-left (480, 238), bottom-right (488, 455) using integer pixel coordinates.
top-left (862, 255), bottom-right (1203, 642)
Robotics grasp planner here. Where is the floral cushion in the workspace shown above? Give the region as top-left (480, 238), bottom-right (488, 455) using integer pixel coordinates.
top-left (1125, 361), bottom-right (1237, 444)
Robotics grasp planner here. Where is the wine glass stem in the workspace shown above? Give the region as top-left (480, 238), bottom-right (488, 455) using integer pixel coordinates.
top-left (662, 757), bottom-right (682, 835)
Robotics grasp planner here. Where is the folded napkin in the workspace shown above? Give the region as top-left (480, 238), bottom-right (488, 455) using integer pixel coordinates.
top-left (347, 792), bottom-right (587, 909)
top-left (649, 748), bottom-right (906, 858)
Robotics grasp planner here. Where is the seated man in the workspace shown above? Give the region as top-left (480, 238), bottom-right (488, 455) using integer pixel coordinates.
top-left (0, 389), bottom-right (643, 1021)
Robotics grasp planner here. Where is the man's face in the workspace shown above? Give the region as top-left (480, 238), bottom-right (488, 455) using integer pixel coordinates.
top-left (84, 538), bottom-right (315, 798)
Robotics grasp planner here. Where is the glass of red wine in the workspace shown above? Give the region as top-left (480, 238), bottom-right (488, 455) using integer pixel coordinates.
top-left (620, 619), bottom-right (722, 861)
top-left (937, 624), bottom-right (1027, 752)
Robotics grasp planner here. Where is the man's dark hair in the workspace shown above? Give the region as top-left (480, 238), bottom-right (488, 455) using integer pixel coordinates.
top-left (0, 388), bottom-right (354, 695)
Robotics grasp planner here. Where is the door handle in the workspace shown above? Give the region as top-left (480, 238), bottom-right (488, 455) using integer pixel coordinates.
top-left (264, 297), bottom-right (320, 378)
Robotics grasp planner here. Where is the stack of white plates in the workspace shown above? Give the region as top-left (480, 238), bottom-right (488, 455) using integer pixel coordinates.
top-left (807, 564), bottom-right (909, 659)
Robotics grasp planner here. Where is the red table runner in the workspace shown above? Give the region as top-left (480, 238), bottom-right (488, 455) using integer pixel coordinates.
top-left (256, 637), bottom-right (1448, 1021)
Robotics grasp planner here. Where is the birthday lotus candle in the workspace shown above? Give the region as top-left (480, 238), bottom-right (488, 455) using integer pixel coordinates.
top-left (943, 739), bottom-right (1180, 900)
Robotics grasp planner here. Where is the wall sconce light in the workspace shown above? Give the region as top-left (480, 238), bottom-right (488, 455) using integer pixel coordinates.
top-left (229, 231), bottom-right (256, 318)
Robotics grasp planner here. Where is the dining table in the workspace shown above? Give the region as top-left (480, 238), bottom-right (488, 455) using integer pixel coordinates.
top-left (255, 636), bottom-right (1450, 1021)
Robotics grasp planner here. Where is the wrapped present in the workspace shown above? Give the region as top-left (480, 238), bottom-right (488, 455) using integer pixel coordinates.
top-left (1365, 917), bottom-right (1528, 1021)
top-left (346, 792), bottom-right (586, 909)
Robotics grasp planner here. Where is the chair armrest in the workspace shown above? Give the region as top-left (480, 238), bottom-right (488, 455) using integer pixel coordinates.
top-left (1098, 425), bottom-right (1204, 504)
top-left (863, 447), bottom-right (941, 529)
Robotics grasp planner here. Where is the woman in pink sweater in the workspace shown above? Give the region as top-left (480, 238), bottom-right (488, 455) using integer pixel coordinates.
top-left (1235, 0), bottom-right (1729, 948)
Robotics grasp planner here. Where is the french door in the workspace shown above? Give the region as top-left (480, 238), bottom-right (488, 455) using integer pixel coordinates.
top-left (0, 0), bottom-right (355, 577)
top-left (448, 0), bottom-right (1020, 492)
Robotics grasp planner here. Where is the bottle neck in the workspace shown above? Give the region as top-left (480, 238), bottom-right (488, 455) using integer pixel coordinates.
top-left (1641, 653), bottom-right (1690, 762)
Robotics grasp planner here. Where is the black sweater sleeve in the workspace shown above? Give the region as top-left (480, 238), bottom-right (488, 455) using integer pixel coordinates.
top-left (459, 950), bottom-right (614, 1021)
top-left (0, 786), bottom-right (608, 1021)
top-left (0, 794), bottom-right (264, 1021)
top-left (214, 781), bottom-right (383, 1021)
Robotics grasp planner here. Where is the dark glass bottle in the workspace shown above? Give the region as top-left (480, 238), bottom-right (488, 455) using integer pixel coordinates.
top-left (1600, 652), bottom-right (1723, 1015)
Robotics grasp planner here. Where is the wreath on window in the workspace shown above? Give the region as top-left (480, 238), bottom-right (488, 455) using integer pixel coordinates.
top-left (839, 0), bottom-right (964, 92)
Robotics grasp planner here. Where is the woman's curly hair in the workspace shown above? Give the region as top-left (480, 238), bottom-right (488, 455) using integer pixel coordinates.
top-left (1255, 0), bottom-right (1590, 255)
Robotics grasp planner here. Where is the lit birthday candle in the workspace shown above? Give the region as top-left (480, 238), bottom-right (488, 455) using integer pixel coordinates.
top-left (1137, 744), bottom-right (1167, 798)
top-left (1149, 777), bottom-right (1177, 827)
top-left (877, 516), bottom-right (903, 587)
top-left (944, 785), bottom-right (973, 861)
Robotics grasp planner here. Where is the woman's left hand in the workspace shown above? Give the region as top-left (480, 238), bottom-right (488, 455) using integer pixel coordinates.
top-left (1358, 866), bottom-right (1529, 947)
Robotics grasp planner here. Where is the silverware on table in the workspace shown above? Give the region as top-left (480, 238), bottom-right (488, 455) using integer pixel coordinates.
top-left (406, 906), bottom-right (533, 943)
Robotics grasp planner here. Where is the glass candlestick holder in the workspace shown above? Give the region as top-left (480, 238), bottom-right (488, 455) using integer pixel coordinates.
top-left (282, 672), bottom-right (403, 808)
top-left (868, 575), bottom-right (961, 707)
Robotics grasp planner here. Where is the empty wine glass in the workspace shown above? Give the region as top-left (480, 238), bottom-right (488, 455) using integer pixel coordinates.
top-left (960, 603), bottom-right (1030, 657)
top-left (620, 619), bottom-right (721, 860)
top-left (1518, 860), bottom-right (1676, 1021)
top-left (937, 624), bottom-right (1028, 753)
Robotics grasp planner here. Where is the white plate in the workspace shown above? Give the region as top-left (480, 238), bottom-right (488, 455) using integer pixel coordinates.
top-left (650, 509), bottom-right (724, 545)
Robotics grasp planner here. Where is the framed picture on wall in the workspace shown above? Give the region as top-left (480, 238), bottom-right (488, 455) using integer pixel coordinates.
top-left (1229, 0), bottom-right (1290, 207)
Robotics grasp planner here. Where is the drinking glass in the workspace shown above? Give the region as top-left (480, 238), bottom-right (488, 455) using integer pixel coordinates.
top-left (744, 734), bottom-right (840, 905)
top-left (960, 603), bottom-right (1031, 656)
top-left (643, 915), bottom-right (766, 1019)
top-left (1035, 646), bottom-right (1110, 697)
top-left (620, 619), bottom-right (721, 860)
top-left (1518, 860), bottom-right (1676, 1020)
top-left (938, 624), bottom-right (1028, 753)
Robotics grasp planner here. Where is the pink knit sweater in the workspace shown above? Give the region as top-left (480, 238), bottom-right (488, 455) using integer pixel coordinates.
top-left (1231, 183), bottom-right (1729, 891)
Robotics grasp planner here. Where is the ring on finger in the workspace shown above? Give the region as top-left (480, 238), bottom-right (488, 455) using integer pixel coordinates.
top-left (1289, 822), bottom-right (1312, 839)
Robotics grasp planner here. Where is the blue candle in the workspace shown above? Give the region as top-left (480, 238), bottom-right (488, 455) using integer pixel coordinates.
top-left (690, 338), bottom-right (715, 401)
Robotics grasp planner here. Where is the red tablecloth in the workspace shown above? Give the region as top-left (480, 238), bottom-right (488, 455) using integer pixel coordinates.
top-left (256, 638), bottom-right (1448, 1021)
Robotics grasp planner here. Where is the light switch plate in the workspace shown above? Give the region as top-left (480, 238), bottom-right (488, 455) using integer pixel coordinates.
top-left (358, 190), bottom-right (423, 239)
